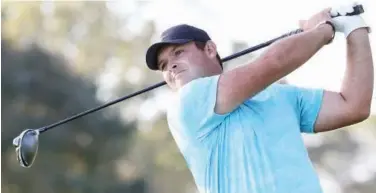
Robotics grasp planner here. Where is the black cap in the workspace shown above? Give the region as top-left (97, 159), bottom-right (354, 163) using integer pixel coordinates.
top-left (145, 24), bottom-right (212, 70)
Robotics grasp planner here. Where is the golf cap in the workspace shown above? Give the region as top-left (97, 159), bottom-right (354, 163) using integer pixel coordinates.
top-left (145, 24), bottom-right (212, 70)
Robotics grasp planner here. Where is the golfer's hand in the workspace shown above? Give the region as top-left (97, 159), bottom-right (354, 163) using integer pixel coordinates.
top-left (299, 8), bottom-right (332, 31)
top-left (330, 3), bottom-right (371, 38)
top-left (299, 8), bottom-right (334, 44)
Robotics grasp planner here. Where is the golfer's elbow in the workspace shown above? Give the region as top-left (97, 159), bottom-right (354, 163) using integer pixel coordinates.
top-left (355, 96), bottom-right (372, 122)
top-left (347, 103), bottom-right (371, 124)
top-left (356, 106), bottom-right (371, 122)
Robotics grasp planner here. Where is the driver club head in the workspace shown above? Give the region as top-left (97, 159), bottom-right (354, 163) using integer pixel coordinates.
top-left (13, 129), bottom-right (40, 168)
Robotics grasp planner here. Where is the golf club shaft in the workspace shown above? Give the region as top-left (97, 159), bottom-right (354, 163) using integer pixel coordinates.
top-left (38, 29), bottom-right (303, 133)
top-left (38, 5), bottom-right (365, 134)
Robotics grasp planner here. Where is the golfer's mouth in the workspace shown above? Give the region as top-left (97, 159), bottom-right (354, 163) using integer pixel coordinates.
top-left (173, 70), bottom-right (185, 79)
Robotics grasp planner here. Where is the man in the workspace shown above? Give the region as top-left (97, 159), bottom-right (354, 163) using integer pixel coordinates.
top-left (145, 5), bottom-right (373, 193)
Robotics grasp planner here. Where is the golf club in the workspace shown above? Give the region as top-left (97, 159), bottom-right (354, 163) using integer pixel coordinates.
top-left (12, 4), bottom-right (365, 168)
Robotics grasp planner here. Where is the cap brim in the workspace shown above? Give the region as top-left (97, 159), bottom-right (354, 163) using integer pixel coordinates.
top-left (146, 39), bottom-right (192, 70)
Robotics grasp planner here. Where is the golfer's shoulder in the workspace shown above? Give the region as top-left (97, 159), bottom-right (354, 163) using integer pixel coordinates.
top-left (178, 75), bottom-right (220, 101)
top-left (172, 75), bottom-right (221, 116)
top-left (180, 75), bottom-right (219, 93)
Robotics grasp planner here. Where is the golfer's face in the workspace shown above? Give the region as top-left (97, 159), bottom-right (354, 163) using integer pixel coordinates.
top-left (157, 42), bottom-right (207, 90)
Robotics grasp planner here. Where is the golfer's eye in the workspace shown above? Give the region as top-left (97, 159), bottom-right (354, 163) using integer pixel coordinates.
top-left (161, 63), bottom-right (167, 71)
top-left (174, 49), bottom-right (183, 57)
top-left (158, 61), bottom-right (166, 71)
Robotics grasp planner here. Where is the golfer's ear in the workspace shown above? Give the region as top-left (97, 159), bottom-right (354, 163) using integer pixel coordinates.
top-left (205, 40), bottom-right (218, 59)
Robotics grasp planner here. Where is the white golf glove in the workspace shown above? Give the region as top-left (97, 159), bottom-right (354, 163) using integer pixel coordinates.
top-left (330, 3), bottom-right (371, 38)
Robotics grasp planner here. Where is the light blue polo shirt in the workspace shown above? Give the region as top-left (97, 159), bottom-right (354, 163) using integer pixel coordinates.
top-left (167, 74), bottom-right (324, 193)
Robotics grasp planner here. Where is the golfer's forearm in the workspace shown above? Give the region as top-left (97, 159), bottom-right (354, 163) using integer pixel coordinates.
top-left (340, 29), bottom-right (373, 115)
top-left (260, 25), bottom-right (331, 77)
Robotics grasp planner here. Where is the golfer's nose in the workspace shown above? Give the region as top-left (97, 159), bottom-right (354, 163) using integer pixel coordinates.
top-left (169, 63), bottom-right (178, 71)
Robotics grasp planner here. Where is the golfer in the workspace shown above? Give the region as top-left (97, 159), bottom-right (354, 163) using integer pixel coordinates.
top-left (145, 5), bottom-right (373, 193)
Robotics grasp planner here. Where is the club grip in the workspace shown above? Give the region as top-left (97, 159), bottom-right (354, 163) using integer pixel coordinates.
top-left (279, 4), bottom-right (365, 39)
top-left (331, 4), bottom-right (364, 18)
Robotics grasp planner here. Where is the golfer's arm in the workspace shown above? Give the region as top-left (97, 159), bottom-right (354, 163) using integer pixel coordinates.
top-left (215, 25), bottom-right (333, 114)
top-left (314, 29), bottom-right (373, 133)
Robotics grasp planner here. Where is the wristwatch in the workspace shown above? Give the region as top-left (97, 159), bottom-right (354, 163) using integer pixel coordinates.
top-left (316, 20), bottom-right (336, 44)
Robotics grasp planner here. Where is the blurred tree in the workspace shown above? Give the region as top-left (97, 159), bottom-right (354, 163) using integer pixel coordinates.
top-left (1, 39), bottom-right (146, 192)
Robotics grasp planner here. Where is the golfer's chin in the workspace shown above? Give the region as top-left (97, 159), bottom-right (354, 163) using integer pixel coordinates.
top-left (173, 77), bottom-right (193, 90)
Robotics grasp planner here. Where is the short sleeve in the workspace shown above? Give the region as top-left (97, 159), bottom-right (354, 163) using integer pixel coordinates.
top-left (172, 75), bottom-right (230, 139)
top-left (295, 86), bottom-right (324, 133)
top-left (276, 84), bottom-right (324, 133)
